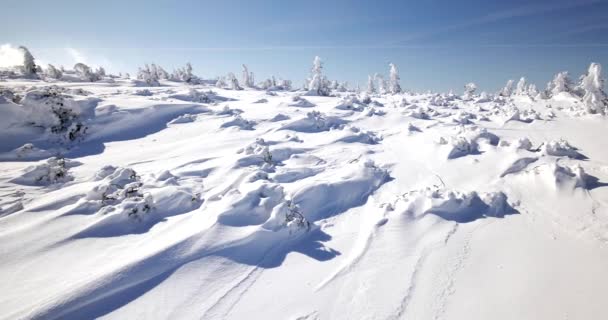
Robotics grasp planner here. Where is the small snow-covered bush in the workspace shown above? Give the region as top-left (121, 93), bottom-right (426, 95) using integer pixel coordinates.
top-left (74, 63), bottom-right (101, 82)
top-left (44, 64), bottom-right (62, 80)
top-left (20, 86), bottom-right (91, 142)
top-left (11, 157), bottom-right (79, 185)
top-left (542, 139), bottom-right (584, 159)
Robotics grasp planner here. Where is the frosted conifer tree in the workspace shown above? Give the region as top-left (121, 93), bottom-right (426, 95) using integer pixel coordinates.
top-left (500, 80), bottom-right (514, 97)
top-left (515, 77), bottom-right (527, 95)
top-left (227, 72), bottom-right (242, 90)
top-left (137, 64), bottom-right (160, 86)
top-left (45, 64), bottom-right (62, 79)
top-left (19, 46), bottom-right (37, 77)
top-left (242, 65), bottom-right (255, 87)
top-left (463, 82), bottom-right (477, 99)
top-left (581, 63), bottom-right (607, 114)
top-left (74, 63), bottom-right (100, 82)
top-left (527, 84), bottom-right (538, 97)
top-left (374, 73), bottom-right (386, 94)
top-left (388, 63), bottom-right (402, 94)
top-left (549, 72), bottom-right (573, 96)
top-left (216, 76), bottom-right (227, 88)
top-left (367, 75), bottom-right (375, 94)
top-left (307, 56), bottom-right (330, 96)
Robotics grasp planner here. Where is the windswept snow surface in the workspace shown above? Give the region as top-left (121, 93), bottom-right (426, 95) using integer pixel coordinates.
top-left (1, 80), bottom-right (608, 320)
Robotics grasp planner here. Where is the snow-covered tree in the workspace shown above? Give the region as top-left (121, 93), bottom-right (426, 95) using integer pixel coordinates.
top-left (45, 64), bottom-right (62, 80)
top-left (307, 56), bottom-right (330, 96)
top-left (19, 46), bottom-right (37, 77)
top-left (227, 72), bottom-right (242, 90)
top-left (337, 81), bottom-right (348, 92)
top-left (171, 63), bottom-right (194, 83)
top-left (548, 71), bottom-right (573, 96)
top-left (137, 64), bottom-right (160, 86)
top-left (216, 76), bottom-right (227, 88)
top-left (150, 64), bottom-right (169, 80)
top-left (388, 63), bottom-right (402, 94)
top-left (366, 75), bottom-right (375, 94)
top-left (95, 67), bottom-right (106, 78)
top-left (580, 62), bottom-right (608, 114)
top-left (242, 64), bottom-right (255, 87)
top-left (515, 77), bottom-right (527, 95)
top-left (330, 80), bottom-right (339, 90)
top-left (463, 82), bottom-right (477, 99)
top-left (499, 79), bottom-right (514, 97)
top-left (374, 73), bottom-right (386, 94)
top-left (527, 84), bottom-right (538, 97)
top-left (74, 63), bottom-right (100, 82)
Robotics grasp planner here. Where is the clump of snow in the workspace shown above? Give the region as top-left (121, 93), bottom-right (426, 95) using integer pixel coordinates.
top-left (169, 113), bottom-right (198, 124)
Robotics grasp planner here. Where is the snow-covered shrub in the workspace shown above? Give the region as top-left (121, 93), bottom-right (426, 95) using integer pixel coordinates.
top-left (284, 200), bottom-right (310, 230)
top-left (20, 86), bottom-right (90, 142)
top-left (134, 89), bottom-right (153, 96)
top-left (216, 76), bottom-right (227, 88)
top-left (463, 82), bottom-right (477, 100)
top-left (527, 84), bottom-right (539, 97)
top-left (388, 63), bottom-right (402, 94)
top-left (397, 187), bottom-right (516, 221)
top-left (306, 56), bottom-right (330, 96)
top-left (74, 63), bottom-right (100, 82)
top-left (227, 72), bottom-right (242, 90)
top-left (11, 157), bottom-right (79, 185)
top-left (548, 71), bottom-right (574, 96)
top-left (137, 64), bottom-right (160, 86)
top-left (44, 64), bottom-right (62, 80)
top-left (580, 62), bottom-right (607, 114)
top-left (499, 79), bottom-right (514, 97)
top-left (220, 114), bottom-right (255, 130)
top-left (446, 136), bottom-right (478, 159)
top-left (242, 64), bottom-right (255, 88)
top-left (515, 77), bottom-right (527, 95)
top-left (19, 46), bottom-right (38, 78)
top-left (281, 111), bottom-right (347, 132)
top-left (374, 73), bottom-right (387, 94)
top-left (366, 75), bottom-right (375, 94)
top-left (542, 139), bottom-right (584, 159)
top-left (171, 63), bottom-right (195, 83)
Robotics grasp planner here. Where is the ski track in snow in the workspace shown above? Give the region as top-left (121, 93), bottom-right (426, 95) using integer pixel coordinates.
top-left (1, 79), bottom-right (608, 319)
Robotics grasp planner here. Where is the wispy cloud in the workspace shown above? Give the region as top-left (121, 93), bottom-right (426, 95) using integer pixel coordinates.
top-left (383, 0), bottom-right (603, 45)
top-left (66, 47), bottom-right (88, 64)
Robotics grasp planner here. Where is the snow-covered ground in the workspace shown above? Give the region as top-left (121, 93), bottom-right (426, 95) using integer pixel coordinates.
top-left (1, 79), bottom-right (608, 320)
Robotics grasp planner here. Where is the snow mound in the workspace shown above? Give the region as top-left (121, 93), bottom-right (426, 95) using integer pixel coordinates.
top-left (280, 111), bottom-right (347, 132)
top-left (337, 127), bottom-right (382, 144)
top-left (283, 96), bottom-right (316, 108)
top-left (542, 139), bottom-right (586, 159)
top-left (335, 96), bottom-right (365, 111)
top-left (11, 157), bottom-right (81, 185)
top-left (220, 115), bottom-right (256, 130)
top-left (398, 188), bottom-right (517, 222)
top-left (73, 167), bottom-right (202, 237)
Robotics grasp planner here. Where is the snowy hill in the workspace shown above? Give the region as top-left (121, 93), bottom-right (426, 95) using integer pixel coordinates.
top-left (1, 77), bottom-right (608, 320)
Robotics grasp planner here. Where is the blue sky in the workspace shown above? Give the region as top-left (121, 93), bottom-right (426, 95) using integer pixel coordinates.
top-left (2, 0), bottom-right (608, 92)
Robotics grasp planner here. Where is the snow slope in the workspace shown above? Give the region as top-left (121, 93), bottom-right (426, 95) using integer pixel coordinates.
top-left (1, 80), bottom-right (608, 320)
